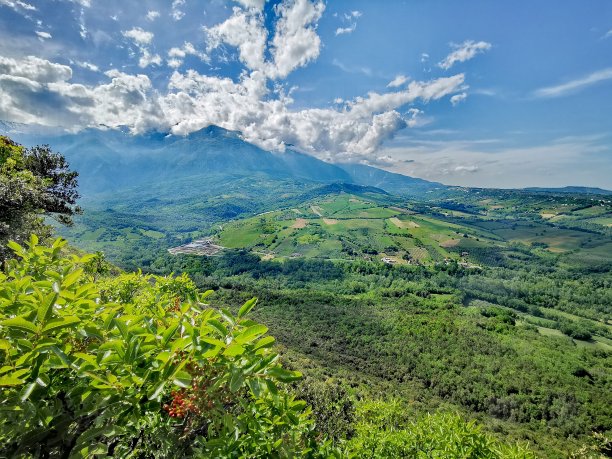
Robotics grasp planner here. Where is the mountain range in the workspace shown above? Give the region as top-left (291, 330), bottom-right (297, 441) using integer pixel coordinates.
top-left (0, 122), bottom-right (444, 198)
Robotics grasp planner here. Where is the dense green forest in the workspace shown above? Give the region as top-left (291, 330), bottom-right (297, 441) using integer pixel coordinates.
top-left (2, 135), bottom-right (611, 457)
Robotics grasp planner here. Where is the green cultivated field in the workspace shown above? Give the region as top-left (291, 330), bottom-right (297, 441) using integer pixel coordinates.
top-left (213, 191), bottom-right (612, 269)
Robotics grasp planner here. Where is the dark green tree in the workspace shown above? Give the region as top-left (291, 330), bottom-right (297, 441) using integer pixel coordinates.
top-left (0, 136), bottom-right (81, 261)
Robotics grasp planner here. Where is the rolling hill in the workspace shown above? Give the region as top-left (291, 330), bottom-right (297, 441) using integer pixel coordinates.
top-left (205, 186), bottom-right (612, 268)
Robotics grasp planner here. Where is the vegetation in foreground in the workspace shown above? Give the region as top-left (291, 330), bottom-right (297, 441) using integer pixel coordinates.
top-left (0, 237), bottom-right (538, 458)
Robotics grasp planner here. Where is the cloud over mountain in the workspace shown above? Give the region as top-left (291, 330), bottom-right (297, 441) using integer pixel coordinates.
top-left (0, 0), bottom-right (471, 162)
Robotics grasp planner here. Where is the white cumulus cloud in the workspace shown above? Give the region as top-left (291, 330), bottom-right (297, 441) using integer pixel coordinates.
top-left (335, 24), bottom-right (356, 36)
top-left (146, 10), bottom-right (160, 21)
top-left (450, 92), bottom-right (467, 106)
top-left (0, 55), bottom-right (164, 130)
top-left (335, 9), bottom-right (361, 36)
top-left (387, 75), bottom-right (409, 88)
top-left (122, 27), bottom-right (161, 68)
top-left (235, 0), bottom-right (265, 10)
top-left (0, 0), bottom-right (36, 13)
top-left (167, 41), bottom-right (209, 68)
top-left (74, 60), bottom-right (99, 72)
top-left (0, 54), bottom-right (466, 162)
top-left (171, 0), bottom-right (185, 21)
top-left (122, 27), bottom-right (153, 45)
top-left (35, 31), bottom-right (52, 40)
top-left (0, 0), bottom-right (473, 164)
top-left (206, 0), bottom-right (325, 79)
top-left (439, 40), bottom-right (491, 70)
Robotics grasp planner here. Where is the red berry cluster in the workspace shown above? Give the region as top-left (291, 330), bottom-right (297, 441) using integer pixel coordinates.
top-left (163, 360), bottom-right (233, 419)
top-left (164, 388), bottom-right (200, 418)
top-left (169, 296), bottom-right (181, 313)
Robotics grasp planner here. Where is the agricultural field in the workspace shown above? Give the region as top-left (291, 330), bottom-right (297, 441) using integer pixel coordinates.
top-left (214, 193), bottom-right (494, 264)
top-left (212, 190), bottom-right (612, 269)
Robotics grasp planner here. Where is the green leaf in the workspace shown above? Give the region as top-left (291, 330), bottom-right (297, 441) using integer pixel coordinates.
top-left (238, 298), bottom-right (257, 319)
top-left (61, 269), bottom-right (82, 289)
top-left (0, 339), bottom-right (10, 350)
top-left (49, 346), bottom-right (77, 370)
top-left (265, 379), bottom-right (278, 395)
top-left (248, 379), bottom-right (263, 397)
top-left (148, 381), bottom-right (166, 401)
top-left (37, 292), bottom-right (58, 325)
top-left (219, 308), bottom-right (235, 327)
top-left (267, 366), bottom-right (302, 382)
top-left (33, 338), bottom-right (57, 352)
top-left (41, 316), bottom-right (80, 334)
top-left (207, 319), bottom-right (228, 337)
top-left (20, 382), bottom-right (36, 402)
top-left (75, 426), bottom-right (123, 448)
top-left (1, 317), bottom-right (38, 334)
top-left (7, 240), bottom-right (23, 254)
top-left (172, 370), bottom-right (192, 388)
top-left (253, 336), bottom-right (275, 351)
top-left (290, 400), bottom-right (307, 411)
top-left (229, 370), bottom-right (244, 392)
top-left (223, 342), bottom-right (245, 357)
top-left (74, 353), bottom-right (99, 369)
top-left (155, 351), bottom-right (171, 363)
top-left (235, 324), bottom-right (268, 344)
top-left (113, 318), bottom-right (129, 340)
top-left (199, 290), bottom-right (214, 303)
top-left (250, 353), bottom-right (279, 373)
top-left (200, 336), bottom-right (226, 348)
top-left (170, 337), bottom-right (192, 353)
top-left (202, 346), bottom-right (222, 359)
top-left (161, 323), bottom-right (179, 348)
top-left (0, 375), bottom-right (25, 386)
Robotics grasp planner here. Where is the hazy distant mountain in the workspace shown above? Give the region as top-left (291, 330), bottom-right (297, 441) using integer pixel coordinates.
top-left (524, 186), bottom-right (612, 196)
top-left (2, 124), bottom-right (442, 197)
top-left (337, 163), bottom-right (444, 196)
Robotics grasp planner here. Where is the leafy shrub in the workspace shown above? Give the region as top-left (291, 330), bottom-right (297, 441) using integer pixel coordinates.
top-left (346, 399), bottom-right (536, 458)
top-left (0, 236), bottom-right (332, 458)
top-left (293, 377), bottom-right (355, 442)
top-left (559, 320), bottom-right (593, 341)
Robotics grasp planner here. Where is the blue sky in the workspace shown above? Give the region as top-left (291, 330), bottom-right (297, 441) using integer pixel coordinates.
top-left (0, 0), bottom-right (611, 188)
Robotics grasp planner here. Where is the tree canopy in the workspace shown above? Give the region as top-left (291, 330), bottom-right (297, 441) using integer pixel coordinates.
top-left (0, 137), bottom-right (80, 261)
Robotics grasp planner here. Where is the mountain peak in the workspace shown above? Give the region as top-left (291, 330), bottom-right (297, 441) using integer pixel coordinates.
top-left (186, 125), bottom-right (241, 140)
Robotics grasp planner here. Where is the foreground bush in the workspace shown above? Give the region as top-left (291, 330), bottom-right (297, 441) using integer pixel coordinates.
top-left (0, 236), bottom-right (331, 458)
